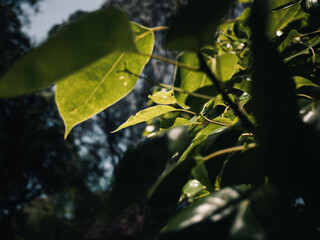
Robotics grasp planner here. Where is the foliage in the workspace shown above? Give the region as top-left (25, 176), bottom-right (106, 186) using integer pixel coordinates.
top-left (1, 0), bottom-right (320, 239)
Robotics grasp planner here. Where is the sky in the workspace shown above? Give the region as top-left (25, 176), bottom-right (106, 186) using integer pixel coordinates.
top-left (22, 0), bottom-right (107, 44)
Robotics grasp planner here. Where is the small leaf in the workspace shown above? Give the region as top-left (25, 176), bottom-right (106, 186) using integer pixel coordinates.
top-left (56, 22), bottom-right (154, 138)
top-left (149, 90), bottom-right (177, 105)
top-left (0, 8), bottom-right (135, 98)
top-left (294, 76), bottom-right (318, 88)
top-left (164, 0), bottom-right (234, 50)
top-left (112, 105), bottom-right (180, 133)
top-left (183, 179), bottom-right (206, 199)
top-left (214, 53), bottom-right (239, 82)
top-left (174, 52), bottom-right (213, 109)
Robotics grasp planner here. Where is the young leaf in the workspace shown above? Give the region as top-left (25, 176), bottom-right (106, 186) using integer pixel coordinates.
top-left (174, 52), bottom-right (213, 108)
top-left (164, 0), bottom-right (234, 51)
top-left (149, 90), bottom-right (177, 105)
top-left (112, 105), bottom-right (180, 133)
top-left (0, 8), bottom-right (135, 98)
top-left (56, 23), bottom-right (154, 138)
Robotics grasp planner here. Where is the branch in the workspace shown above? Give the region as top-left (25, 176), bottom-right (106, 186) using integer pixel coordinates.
top-left (197, 52), bottom-right (256, 134)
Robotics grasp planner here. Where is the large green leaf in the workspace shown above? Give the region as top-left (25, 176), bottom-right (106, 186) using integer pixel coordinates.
top-left (0, 8), bottom-right (135, 98)
top-left (56, 23), bottom-right (154, 138)
top-left (164, 0), bottom-right (234, 50)
top-left (266, 2), bottom-right (300, 38)
top-left (112, 105), bottom-right (180, 133)
top-left (174, 52), bottom-right (213, 109)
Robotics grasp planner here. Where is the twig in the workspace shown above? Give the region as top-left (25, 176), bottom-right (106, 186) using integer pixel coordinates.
top-left (197, 52), bottom-right (256, 134)
top-left (119, 68), bottom-right (213, 101)
top-left (200, 112), bottom-right (231, 126)
top-left (196, 143), bottom-right (257, 164)
top-left (137, 51), bottom-right (200, 72)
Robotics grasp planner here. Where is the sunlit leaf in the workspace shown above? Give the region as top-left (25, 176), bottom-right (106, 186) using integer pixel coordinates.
top-left (214, 53), bottom-right (238, 82)
top-left (276, 29), bottom-right (300, 52)
top-left (113, 105), bottom-right (180, 133)
top-left (174, 52), bottom-right (213, 109)
top-left (294, 76), bottom-right (318, 88)
top-left (149, 90), bottom-right (177, 105)
top-left (0, 8), bottom-right (135, 98)
top-left (182, 179), bottom-right (206, 199)
top-left (56, 22), bottom-right (154, 138)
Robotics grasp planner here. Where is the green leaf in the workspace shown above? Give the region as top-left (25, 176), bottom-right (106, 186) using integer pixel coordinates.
top-left (164, 0), bottom-right (234, 51)
top-left (149, 90), bottom-right (177, 105)
top-left (159, 117), bottom-right (193, 132)
top-left (174, 52), bottom-right (213, 108)
top-left (294, 76), bottom-right (318, 88)
top-left (266, 2), bottom-right (300, 38)
top-left (0, 8), bottom-right (135, 98)
top-left (113, 105), bottom-right (180, 133)
top-left (183, 180), bottom-right (206, 199)
top-left (276, 29), bottom-right (300, 52)
top-left (56, 22), bottom-right (154, 138)
top-left (214, 53), bottom-right (239, 82)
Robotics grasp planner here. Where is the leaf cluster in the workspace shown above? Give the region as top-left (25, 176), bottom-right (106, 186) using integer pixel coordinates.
top-left (1, 0), bottom-right (320, 238)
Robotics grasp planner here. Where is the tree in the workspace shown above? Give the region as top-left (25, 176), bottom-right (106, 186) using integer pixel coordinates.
top-left (1, 0), bottom-right (320, 239)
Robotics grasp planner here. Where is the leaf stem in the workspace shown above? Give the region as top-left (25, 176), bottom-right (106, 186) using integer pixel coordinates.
top-left (200, 112), bottom-right (231, 126)
top-left (197, 143), bottom-right (257, 164)
top-left (137, 51), bottom-right (200, 72)
top-left (197, 52), bottom-right (256, 134)
top-left (149, 26), bottom-right (169, 32)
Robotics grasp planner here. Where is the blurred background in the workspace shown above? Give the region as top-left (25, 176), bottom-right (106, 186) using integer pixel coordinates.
top-left (0, 0), bottom-right (247, 239)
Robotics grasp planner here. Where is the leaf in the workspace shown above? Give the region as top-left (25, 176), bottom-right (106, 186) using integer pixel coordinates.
top-left (149, 90), bottom-right (177, 105)
top-left (266, 2), bottom-right (300, 38)
top-left (174, 52), bottom-right (213, 109)
top-left (0, 8), bottom-right (135, 98)
top-left (112, 105), bottom-right (180, 133)
top-left (294, 76), bottom-right (318, 88)
top-left (183, 180), bottom-right (206, 199)
top-left (56, 22), bottom-right (154, 138)
top-left (276, 29), bottom-right (300, 52)
top-left (159, 117), bottom-right (193, 132)
top-left (214, 53), bottom-right (239, 82)
top-left (162, 185), bottom-right (250, 233)
top-left (164, 0), bottom-right (234, 51)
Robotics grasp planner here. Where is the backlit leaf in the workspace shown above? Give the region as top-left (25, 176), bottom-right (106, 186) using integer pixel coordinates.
top-left (0, 8), bottom-right (135, 98)
top-left (149, 90), bottom-right (177, 105)
top-left (56, 22), bottom-right (154, 138)
top-left (112, 105), bottom-right (180, 133)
